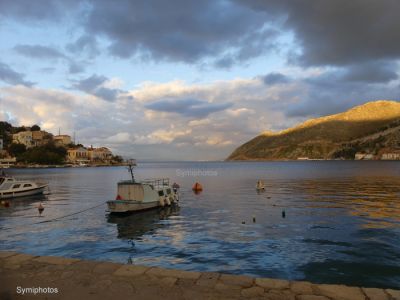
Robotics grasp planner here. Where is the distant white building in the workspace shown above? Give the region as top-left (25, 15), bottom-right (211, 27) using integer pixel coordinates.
top-left (355, 153), bottom-right (374, 160)
top-left (382, 153), bottom-right (400, 160)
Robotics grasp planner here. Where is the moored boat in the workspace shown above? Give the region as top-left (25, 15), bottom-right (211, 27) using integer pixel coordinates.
top-left (107, 160), bottom-right (179, 213)
top-left (0, 175), bottom-right (48, 199)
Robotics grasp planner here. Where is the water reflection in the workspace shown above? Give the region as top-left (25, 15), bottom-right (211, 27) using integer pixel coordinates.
top-left (107, 205), bottom-right (180, 240)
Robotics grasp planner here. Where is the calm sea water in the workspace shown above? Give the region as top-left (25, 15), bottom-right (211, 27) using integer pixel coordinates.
top-left (0, 161), bottom-right (399, 288)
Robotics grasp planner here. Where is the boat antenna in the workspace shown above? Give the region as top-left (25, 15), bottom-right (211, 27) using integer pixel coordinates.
top-left (126, 159), bottom-right (137, 182)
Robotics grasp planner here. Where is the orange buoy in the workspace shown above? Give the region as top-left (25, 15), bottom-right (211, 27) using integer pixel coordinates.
top-left (116, 194), bottom-right (122, 200)
top-left (192, 182), bottom-right (203, 193)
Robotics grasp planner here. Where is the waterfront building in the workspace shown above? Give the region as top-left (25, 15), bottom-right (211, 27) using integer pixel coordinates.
top-left (54, 135), bottom-right (72, 146)
top-left (13, 131), bottom-right (33, 148)
top-left (87, 147), bottom-right (113, 162)
top-left (381, 152), bottom-right (400, 160)
top-left (32, 130), bottom-right (52, 147)
top-left (67, 147), bottom-right (89, 162)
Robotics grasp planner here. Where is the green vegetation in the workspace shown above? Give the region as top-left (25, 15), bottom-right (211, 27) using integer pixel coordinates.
top-left (17, 142), bottom-right (67, 165)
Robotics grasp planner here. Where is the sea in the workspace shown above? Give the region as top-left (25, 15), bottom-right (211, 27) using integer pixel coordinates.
top-left (0, 161), bottom-right (399, 289)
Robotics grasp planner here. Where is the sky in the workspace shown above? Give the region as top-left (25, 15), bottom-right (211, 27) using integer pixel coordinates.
top-left (0, 0), bottom-right (399, 160)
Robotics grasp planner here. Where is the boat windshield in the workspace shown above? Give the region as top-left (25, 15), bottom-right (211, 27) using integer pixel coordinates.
top-left (0, 177), bottom-right (4, 185)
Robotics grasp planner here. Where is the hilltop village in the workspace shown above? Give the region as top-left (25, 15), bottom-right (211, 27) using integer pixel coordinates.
top-left (0, 122), bottom-right (123, 167)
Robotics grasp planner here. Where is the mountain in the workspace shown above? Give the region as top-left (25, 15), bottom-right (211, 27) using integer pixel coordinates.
top-left (227, 100), bottom-right (400, 160)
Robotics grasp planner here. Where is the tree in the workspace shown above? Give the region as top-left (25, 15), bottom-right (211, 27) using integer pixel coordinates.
top-left (31, 124), bottom-right (41, 131)
top-left (8, 143), bottom-right (27, 157)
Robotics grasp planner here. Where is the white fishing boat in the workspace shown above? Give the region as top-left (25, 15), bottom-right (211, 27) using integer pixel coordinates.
top-left (0, 175), bottom-right (48, 199)
top-left (107, 160), bottom-right (180, 213)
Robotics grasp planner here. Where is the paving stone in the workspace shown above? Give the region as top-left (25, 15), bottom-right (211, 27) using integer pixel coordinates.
top-left (214, 282), bottom-right (242, 291)
top-left (4, 253), bottom-right (35, 265)
top-left (93, 262), bottom-right (121, 274)
top-left (159, 277), bottom-right (177, 287)
top-left (386, 289), bottom-right (400, 300)
top-left (316, 284), bottom-right (365, 300)
top-left (264, 289), bottom-right (295, 300)
top-left (0, 251), bottom-right (18, 258)
top-left (241, 286), bottom-right (264, 297)
top-left (33, 256), bottom-right (80, 265)
top-left (296, 295), bottom-right (330, 300)
top-left (362, 288), bottom-right (389, 300)
top-left (291, 281), bottom-right (315, 295)
top-left (114, 265), bottom-right (149, 277)
top-left (60, 271), bottom-right (75, 279)
top-left (219, 274), bottom-right (254, 287)
top-left (196, 272), bottom-right (220, 287)
top-left (255, 278), bottom-right (290, 289)
top-left (146, 267), bottom-right (201, 280)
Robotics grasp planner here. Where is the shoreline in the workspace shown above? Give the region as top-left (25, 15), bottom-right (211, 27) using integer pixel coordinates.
top-left (0, 251), bottom-right (399, 299)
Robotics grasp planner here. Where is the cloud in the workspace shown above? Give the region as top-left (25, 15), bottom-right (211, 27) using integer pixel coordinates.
top-left (0, 62), bottom-right (34, 86)
top-left (145, 98), bottom-right (233, 118)
top-left (0, 0), bottom-right (80, 22)
top-left (14, 44), bottom-right (67, 60)
top-left (14, 44), bottom-right (86, 74)
top-left (240, 1), bottom-right (400, 66)
top-left (341, 61), bottom-right (398, 83)
top-left (71, 74), bottom-right (126, 102)
top-left (66, 35), bottom-right (100, 57)
top-left (262, 72), bottom-right (290, 85)
top-left (80, 0), bottom-right (275, 65)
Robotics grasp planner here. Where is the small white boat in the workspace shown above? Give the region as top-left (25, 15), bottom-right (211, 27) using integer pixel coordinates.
top-left (107, 160), bottom-right (179, 213)
top-left (0, 175), bottom-right (48, 199)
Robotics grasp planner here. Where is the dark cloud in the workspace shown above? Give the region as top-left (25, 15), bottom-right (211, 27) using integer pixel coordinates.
top-left (14, 44), bottom-right (85, 74)
top-left (0, 0), bottom-right (80, 22)
top-left (0, 62), bottom-right (34, 86)
top-left (286, 71), bottom-right (400, 118)
top-left (262, 72), bottom-right (290, 85)
top-left (14, 45), bottom-right (66, 60)
top-left (82, 0), bottom-right (273, 64)
top-left (239, 0), bottom-right (400, 67)
top-left (66, 35), bottom-right (100, 57)
top-left (145, 98), bottom-right (233, 118)
top-left (71, 74), bottom-right (123, 102)
top-left (341, 62), bottom-right (398, 83)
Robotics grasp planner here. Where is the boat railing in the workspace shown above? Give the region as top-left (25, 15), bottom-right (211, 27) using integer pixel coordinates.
top-left (141, 178), bottom-right (170, 189)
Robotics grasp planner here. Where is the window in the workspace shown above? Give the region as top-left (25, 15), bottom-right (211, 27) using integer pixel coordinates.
top-left (166, 188), bottom-right (171, 195)
top-left (23, 184), bottom-right (32, 188)
top-left (158, 190), bottom-right (164, 196)
top-left (12, 184), bottom-right (21, 189)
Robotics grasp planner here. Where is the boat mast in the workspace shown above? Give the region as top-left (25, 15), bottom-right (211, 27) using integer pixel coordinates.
top-left (126, 159), bottom-right (137, 182)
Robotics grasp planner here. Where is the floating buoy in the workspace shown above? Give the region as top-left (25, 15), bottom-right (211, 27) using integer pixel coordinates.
top-left (192, 182), bottom-right (203, 193)
top-left (116, 194), bottom-right (122, 200)
top-left (282, 210), bottom-right (286, 218)
top-left (38, 203), bottom-right (44, 215)
top-left (256, 180), bottom-right (265, 191)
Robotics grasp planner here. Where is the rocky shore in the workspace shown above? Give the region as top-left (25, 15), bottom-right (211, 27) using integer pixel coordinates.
top-left (0, 251), bottom-right (399, 300)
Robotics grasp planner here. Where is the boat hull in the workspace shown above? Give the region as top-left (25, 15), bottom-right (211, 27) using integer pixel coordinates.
top-left (0, 185), bottom-right (47, 199)
top-left (107, 200), bottom-right (160, 213)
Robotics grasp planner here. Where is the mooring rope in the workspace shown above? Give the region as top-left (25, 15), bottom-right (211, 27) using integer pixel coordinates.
top-left (0, 201), bottom-right (107, 231)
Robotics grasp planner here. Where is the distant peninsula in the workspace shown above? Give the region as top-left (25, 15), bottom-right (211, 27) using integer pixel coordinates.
top-left (227, 100), bottom-right (400, 161)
